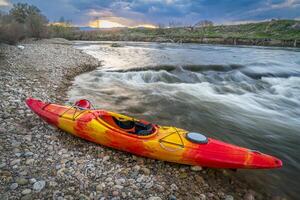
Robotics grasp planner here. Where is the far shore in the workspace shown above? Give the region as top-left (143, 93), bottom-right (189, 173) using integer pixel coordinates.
top-left (71, 36), bottom-right (300, 48)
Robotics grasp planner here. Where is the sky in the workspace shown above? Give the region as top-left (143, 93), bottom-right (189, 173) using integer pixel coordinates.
top-left (0, 0), bottom-right (300, 27)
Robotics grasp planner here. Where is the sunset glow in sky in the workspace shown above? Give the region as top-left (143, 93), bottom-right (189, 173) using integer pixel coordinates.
top-left (1, 0), bottom-right (300, 27)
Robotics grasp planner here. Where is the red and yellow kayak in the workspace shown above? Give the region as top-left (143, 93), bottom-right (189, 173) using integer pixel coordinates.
top-left (26, 98), bottom-right (282, 169)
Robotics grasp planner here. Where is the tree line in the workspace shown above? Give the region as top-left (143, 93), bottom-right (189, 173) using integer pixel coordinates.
top-left (0, 3), bottom-right (75, 44)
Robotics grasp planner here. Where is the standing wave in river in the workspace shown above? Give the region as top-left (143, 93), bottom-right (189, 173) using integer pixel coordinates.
top-left (70, 42), bottom-right (300, 199)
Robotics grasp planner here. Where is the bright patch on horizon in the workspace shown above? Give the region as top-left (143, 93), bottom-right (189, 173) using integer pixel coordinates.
top-left (88, 19), bottom-right (158, 29)
top-left (89, 20), bottom-right (126, 28)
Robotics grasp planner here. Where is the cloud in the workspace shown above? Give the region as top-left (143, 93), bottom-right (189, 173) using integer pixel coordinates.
top-left (269, 0), bottom-right (300, 9)
top-left (0, 0), bottom-right (10, 7)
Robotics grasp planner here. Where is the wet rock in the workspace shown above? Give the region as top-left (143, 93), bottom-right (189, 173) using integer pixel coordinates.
top-left (33, 180), bottom-right (46, 191)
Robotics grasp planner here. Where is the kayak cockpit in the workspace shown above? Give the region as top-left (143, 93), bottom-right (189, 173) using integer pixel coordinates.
top-left (99, 114), bottom-right (156, 136)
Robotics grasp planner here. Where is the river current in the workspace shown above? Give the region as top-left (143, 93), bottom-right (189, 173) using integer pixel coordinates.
top-left (69, 41), bottom-right (300, 199)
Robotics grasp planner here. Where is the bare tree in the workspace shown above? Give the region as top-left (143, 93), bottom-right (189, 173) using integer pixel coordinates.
top-left (194, 20), bottom-right (214, 28)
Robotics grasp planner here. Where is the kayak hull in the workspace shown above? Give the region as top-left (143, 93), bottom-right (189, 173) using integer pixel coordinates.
top-left (26, 98), bottom-right (282, 169)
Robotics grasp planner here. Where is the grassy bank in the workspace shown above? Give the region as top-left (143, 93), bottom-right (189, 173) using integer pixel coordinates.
top-left (68, 20), bottom-right (300, 47)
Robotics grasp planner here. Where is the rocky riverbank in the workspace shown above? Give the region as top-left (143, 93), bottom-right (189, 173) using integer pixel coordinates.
top-left (0, 39), bottom-right (274, 200)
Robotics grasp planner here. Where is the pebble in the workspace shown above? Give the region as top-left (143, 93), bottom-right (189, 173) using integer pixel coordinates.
top-left (141, 167), bottom-right (151, 175)
top-left (115, 178), bottom-right (126, 185)
top-left (102, 156), bottom-right (110, 162)
top-left (0, 163), bottom-right (6, 168)
top-left (96, 184), bottom-right (104, 192)
top-left (29, 178), bottom-right (37, 183)
top-left (244, 192), bottom-right (255, 200)
top-left (148, 197), bottom-right (162, 200)
top-left (25, 158), bottom-right (35, 165)
top-left (10, 183), bottom-right (18, 190)
top-left (199, 194), bottom-right (206, 200)
top-left (112, 190), bottom-right (119, 196)
top-left (33, 180), bottom-right (46, 191)
top-left (22, 189), bottom-right (32, 195)
top-left (170, 184), bottom-right (178, 191)
top-left (78, 194), bottom-right (90, 200)
top-left (225, 195), bottom-right (234, 200)
top-left (191, 166), bottom-right (202, 171)
top-left (10, 159), bottom-right (21, 166)
top-left (24, 152), bottom-right (34, 157)
top-left (17, 178), bottom-right (28, 185)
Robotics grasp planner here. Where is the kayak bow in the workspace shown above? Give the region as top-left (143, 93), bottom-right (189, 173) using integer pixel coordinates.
top-left (26, 98), bottom-right (282, 169)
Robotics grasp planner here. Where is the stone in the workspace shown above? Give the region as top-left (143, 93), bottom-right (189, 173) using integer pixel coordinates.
top-left (112, 191), bottom-right (119, 196)
top-left (22, 189), bottom-right (32, 195)
top-left (29, 178), bottom-right (37, 183)
top-left (114, 185), bottom-right (124, 190)
top-left (10, 183), bottom-right (18, 190)
top-left (10, 159), bottom-right (21, 166)
top-left (17, 178), bottom-right (28, 185)
top-left (26, 159), bottom-right (35, 165)
top-left (33, 180), bottom-right (46, 191)
top-left (141, 167), bottom-right (151, 175)
top-left (115, 178), bottom-right (126, 185)
top-left (148, 197), bottom-right (162, 200)
top-left (102, 156), bottom-right (110, 162)
top-left (96, 184), bottom-right (104, 192)
top-left (244, 191), bottom-right (255, 200)
top-left (0, 163), bottom-right (6, 168)
top-left (21, 194), bottom-right (32, 200)
top-left (225, 195), bottom-right (234, 200)
top-left (78, 194), bottom-right (90, 200)
top-left (170, 184), bottom-right (178, 191)
top-left (191, 166), bottom-right (202, 171)
top-left (199, 194), bottom-right (206, 200)
top-left (155, 184), bottom-right (165, 192)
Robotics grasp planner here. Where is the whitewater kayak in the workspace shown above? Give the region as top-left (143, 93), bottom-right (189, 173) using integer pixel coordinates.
top-left (26, 98), bottom-right (282, 169)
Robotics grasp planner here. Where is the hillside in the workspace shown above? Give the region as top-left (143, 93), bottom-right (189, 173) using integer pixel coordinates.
top-left (70, 20), bottom-right (300, 47)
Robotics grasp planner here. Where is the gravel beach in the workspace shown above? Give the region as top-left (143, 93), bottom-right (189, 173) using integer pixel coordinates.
top-left (0, 39), bottom-right (271, 200)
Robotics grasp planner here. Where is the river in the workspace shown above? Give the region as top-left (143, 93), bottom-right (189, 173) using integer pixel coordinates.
top-left (69, 41), bottom-right (300, 199)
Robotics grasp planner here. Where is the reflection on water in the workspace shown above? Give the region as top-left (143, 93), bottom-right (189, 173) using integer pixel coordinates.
top-left (70, 41), bottom-right (300, 199)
